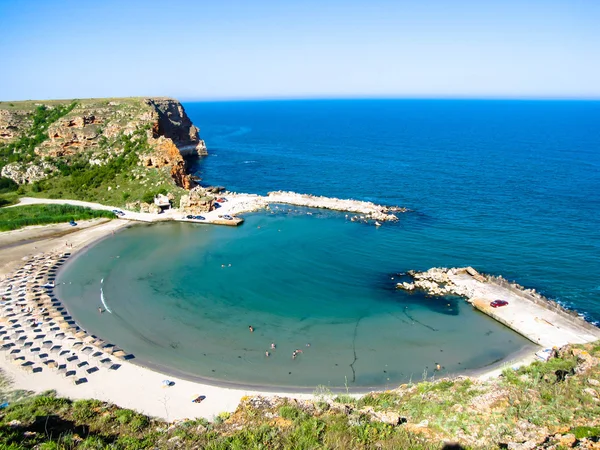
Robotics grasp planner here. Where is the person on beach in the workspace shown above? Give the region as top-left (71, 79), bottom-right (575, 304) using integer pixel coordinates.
top-left (249, 325), bottom-right (254, 332)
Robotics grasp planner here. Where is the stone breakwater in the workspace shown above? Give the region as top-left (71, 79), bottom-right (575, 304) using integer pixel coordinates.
top-left (0, 252), bottom-right (133, 385)
top-left (222, 191), bottom-right (406, 223)
top-left (397, 267), bottom-right (600, 348)
top-left (267, 191), bottom-right (406, 221)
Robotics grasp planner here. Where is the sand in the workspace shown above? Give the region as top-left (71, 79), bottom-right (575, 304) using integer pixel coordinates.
top-left (0, 218), bottom-right (317, 421)
top-left (0, 202), bottom-right (572, 422)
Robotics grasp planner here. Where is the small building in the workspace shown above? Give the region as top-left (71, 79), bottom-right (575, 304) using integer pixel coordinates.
top-left (154, 194), bottom-right (171, 210)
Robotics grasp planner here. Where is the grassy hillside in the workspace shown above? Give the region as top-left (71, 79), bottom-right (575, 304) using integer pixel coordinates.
top-left (0, 98), bottom-right (200, 209)
top-left (1, 342), bottom-right (599, 449)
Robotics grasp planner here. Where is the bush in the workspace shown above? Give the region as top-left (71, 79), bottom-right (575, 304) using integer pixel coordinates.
top-left (115, 409), bottom-right (135, 425)
top-left (130, 414), bottom-right (150, 432)
top-left (141, 191), bottom-right (155, 204)
top-left (279, 404), bottom-right (303, 420)
top-left (0, 204), bottom-right (115, 231)
top-left (72, 399), bottom-right (103, 422)
top-left (0, 177), bottom-right (18, 193)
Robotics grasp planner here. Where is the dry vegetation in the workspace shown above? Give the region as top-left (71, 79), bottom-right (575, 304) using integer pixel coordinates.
top-left (1, 342), bottom-right (600, 449)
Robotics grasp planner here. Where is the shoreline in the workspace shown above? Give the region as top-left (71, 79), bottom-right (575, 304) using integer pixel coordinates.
top-left (55, 221), bottom-right (536, 393)
top-left (0, 218), bottom-right (544, 421)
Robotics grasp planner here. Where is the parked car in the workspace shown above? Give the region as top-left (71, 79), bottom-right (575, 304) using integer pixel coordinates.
top-left (490, 300), bottom-right (509, 308)
top-left (195, 215), bottom-right (205, 220)
top-left (223, 214), bottom-right (233, 220)
top-left (186, 215), bottom-right (194, 219)
top-left (216, 197), bottom-right (228, 203)
top-left (69, 220), bottom-right (77, 226)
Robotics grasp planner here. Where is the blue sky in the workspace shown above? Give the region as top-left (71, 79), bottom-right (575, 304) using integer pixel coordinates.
top-left (0, 0), bottom-right (598, 100)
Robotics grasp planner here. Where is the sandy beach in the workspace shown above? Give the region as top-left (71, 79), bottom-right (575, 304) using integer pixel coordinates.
top-left (0, 218), bottom-right (321, 420)
top-left (0, 206), bottom-right (586, 422)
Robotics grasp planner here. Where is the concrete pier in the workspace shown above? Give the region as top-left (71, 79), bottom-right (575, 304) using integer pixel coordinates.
top-left (398, 267), bottom-right (600, 349)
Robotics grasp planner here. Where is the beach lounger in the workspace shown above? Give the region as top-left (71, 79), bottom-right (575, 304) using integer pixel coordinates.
top-left (74, 377), bottom-right (88, 385)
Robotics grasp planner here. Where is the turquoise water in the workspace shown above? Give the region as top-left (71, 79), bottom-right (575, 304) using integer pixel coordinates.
top-left (57, 211), bottom-right (533, 389)
top-left (187, 100), bottom-right (600, 323)
top-left (57, 99), bottom-right (599, 388)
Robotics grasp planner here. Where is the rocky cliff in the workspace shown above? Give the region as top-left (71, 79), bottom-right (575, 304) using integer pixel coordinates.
top-left (0, 98), bottom-right (207, 204)
top-left (0, 98), bottom-right (207, 205)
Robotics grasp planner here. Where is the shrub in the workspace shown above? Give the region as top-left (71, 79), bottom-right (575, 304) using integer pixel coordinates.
top-left (279, 404), bottom-right (302, 420)
top-left (72, 399), bottom-right (102, 422)
top-left (141, 191), bottom-right (155, 204)
top-left (0, 176), bottom-right (18, 193)
top-left (115, 408), bottom-right (135, 425)
top-left (572, 426), bottom-right (600, 439)
top-left (130, 414), bottom-right (150, 432)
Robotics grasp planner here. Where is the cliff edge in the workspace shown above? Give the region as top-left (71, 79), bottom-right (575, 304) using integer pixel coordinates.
top-left (0, 97), bottom-right (206, 206)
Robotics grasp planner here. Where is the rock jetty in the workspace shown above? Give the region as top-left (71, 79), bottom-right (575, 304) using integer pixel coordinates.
top-left (266, 191), bottom-right (405, 222)
top-left (397, 267), bottom-right (600, 348)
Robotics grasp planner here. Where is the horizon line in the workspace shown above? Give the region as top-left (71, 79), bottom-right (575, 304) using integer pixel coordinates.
top-left (3, 94), bottom-right (600, 103)
top-left (178, 93), bottom-right (600, 102)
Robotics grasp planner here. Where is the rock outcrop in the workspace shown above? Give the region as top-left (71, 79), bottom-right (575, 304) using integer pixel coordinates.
top-left (179, 186), bottom-right (215, 213)
top-left (1, 161), bottom-right (57, 184)
top-left (0, 97), bottom-right (207, 189)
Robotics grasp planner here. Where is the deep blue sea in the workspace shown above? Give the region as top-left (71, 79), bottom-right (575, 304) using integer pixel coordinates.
top-left (187, 100), bottom-right (600, 322)
top-left (57, 100), bottom-right (600, 389)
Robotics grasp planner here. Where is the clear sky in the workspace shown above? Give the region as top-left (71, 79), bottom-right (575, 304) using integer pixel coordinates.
top-left (1, 0), bottom-right (599, 100)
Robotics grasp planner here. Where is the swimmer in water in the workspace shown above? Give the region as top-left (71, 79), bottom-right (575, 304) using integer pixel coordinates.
top-left (292, 351), bottom-right (297, 359)
top-left (98, 307), bottom-right (104, 314)
top-left (271, 343), bottom-right (276, 349)
top-left (435, 363), bottom-right (441, 371)
top-left (265, 351), bottom-right (270, 357)
top-left (249, 325), bottom-right (254, 333)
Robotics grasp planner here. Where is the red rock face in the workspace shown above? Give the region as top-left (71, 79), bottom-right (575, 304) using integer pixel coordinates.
top-left (149, 136), bottom-right (193, 189)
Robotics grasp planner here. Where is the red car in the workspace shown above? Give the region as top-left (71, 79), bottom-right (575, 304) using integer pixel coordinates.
top-left (490, 300), bottom-right (509, 308)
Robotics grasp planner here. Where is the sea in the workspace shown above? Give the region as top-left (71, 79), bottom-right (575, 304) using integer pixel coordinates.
top-left (57, 99), bottom-right (600, 390)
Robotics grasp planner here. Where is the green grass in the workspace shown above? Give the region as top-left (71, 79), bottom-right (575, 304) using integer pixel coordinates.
top-left (0, 204), bottom-right (114, 231)
top-left (0, 98), bottom-right (189, 208)
top-left (1, 344), bottom-right (599, 449)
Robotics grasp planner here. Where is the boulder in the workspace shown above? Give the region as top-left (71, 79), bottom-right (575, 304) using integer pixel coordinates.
top-left (1, 161), bottom-right (57, 184)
